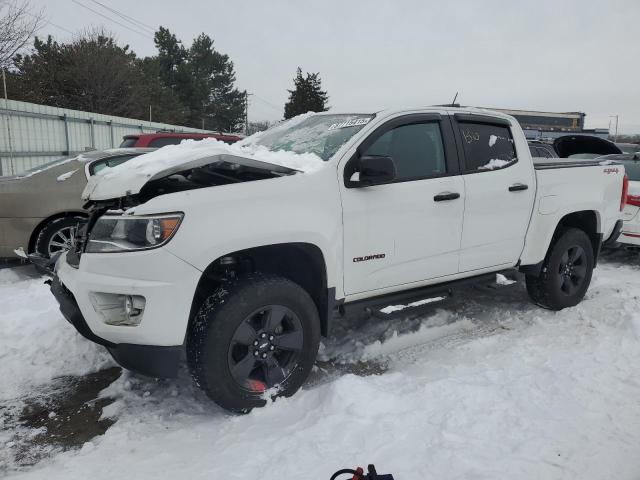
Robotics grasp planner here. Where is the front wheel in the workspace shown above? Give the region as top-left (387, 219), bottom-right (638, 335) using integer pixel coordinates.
top-left (526, 227), bottom-right (594, 310)
top-left (34, 216), bottom-right (85, 258)
top-left (187, 273), bottom-right (321, 413)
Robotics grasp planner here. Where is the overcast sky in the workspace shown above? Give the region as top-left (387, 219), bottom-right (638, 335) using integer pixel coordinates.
top-left (28, 0), bottom-right (640, 133)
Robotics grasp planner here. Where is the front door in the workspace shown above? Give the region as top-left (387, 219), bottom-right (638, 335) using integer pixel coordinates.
top-left (341, 115), bottom-right (465, 295)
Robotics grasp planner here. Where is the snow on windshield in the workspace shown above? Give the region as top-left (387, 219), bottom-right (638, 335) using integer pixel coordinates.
top-left (89, 113), bottom-right (371, 193)
top-left (246, 113), bottom-right (373, 161)
top-left (89, 119), bottom-right (334, 191)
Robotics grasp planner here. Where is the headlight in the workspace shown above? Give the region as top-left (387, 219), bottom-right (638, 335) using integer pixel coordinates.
top-left (85, 213), bottom-right (183, 253)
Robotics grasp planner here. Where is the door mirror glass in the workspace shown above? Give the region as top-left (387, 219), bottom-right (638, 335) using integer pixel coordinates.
top-left (350, 155), bottom-right (396, 187)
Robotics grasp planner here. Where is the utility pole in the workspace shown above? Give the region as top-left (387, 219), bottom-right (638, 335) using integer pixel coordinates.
top-left (149, 105), bottom-right (152, 123)
top-left (2, 68), bottom-right (14, 176)
top-left (609, 115), bottom-right (619, 142)
top-left (244, 91), bottom-right (251, 136)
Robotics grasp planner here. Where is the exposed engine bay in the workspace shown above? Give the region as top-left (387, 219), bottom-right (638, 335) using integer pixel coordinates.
top-left (85, 158), bottom-right (297, 211)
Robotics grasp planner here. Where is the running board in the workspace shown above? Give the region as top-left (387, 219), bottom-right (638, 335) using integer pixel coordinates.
top-left (338, 271), bottom-right (510, 319)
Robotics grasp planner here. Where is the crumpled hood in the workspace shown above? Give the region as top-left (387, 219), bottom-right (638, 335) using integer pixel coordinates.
top-left (82, 137), bottom-right (324, 201)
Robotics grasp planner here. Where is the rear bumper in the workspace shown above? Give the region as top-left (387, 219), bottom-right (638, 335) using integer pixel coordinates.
top-left (603, 219), bottom-right (624, 246)
top-left (50, 274), bottom-right (182, 377)
top-left (619, 218), bottom-right (640, 246)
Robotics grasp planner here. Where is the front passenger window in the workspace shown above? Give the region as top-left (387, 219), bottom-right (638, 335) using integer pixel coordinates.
top-left (362, 122), bottom-right (446, 181)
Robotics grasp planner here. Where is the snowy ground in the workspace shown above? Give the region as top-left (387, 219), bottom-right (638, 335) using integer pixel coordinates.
top-left (2, 250), bottom-right (640, 479)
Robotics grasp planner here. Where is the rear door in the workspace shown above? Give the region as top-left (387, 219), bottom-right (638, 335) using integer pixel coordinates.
top-left (341, 114), bottom-right (465, 295)
top-left (453, 114), bottom-right (536, 272)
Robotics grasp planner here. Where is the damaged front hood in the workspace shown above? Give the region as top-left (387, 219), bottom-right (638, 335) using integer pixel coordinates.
top-left (83, 151), bottom-right (299, 201)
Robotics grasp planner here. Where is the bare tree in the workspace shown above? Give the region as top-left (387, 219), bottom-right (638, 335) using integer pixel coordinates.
top-left (0, 0), bottom-right (43, 68)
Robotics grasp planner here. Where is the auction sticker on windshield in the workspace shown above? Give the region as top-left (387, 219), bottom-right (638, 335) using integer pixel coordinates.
top-left (328, 118), bottom-right (371, 130)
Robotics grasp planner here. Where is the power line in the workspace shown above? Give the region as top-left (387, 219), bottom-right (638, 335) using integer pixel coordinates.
top-left (251, 94), bottom-right (281, 113)
top-left (87, 0), bottom-right (156, 34)
top-left (26, 12), bottom-right (75, 36)
top-left (70, 0), bottom-right (153, 39)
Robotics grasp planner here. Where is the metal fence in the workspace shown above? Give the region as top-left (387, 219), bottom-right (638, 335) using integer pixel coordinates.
top-left (0, 99), bottom-right (212, 176)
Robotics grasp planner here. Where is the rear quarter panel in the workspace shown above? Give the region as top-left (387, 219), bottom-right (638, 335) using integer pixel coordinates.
top-left (519, 163), bottom-right (624, 266)
top-left (0, 159), bottom-right (87, 218)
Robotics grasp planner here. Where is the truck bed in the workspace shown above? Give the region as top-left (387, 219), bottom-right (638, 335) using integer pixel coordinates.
top-left (533, 158), bottom-right (606, 170)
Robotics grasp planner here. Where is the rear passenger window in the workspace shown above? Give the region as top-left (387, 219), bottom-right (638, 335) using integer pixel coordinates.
top-left (458, 122), bottom-right (517, 171)
top-left (363, 122), bottom-right (446, 181)
top-left (148, 137), bottom-right (185, 148)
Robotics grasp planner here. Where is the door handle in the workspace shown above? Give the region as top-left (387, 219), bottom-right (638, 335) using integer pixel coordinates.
top-left (508, 183), bottom-right (529, 192)
top-left (433, 192), bottom-right (460, 202)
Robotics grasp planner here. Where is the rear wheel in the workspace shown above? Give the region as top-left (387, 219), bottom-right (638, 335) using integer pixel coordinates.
top-left (187, 273), bottom-right (320, 413)
top-left (526, 227), bottom-right (594, 310)
top-left (34, 216), bottom-right (85, 258)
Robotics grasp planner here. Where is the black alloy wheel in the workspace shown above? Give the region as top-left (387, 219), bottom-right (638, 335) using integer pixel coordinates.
top-left (187, 273), bottom-right (321, 412)
top-left (557, 245), bottom-right (588, 296)
top-left (228, 305), bottom-right (304, 392)
top-left (525, 227), bottom-right (594, 310)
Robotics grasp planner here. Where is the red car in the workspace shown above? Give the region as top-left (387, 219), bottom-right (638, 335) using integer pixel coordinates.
top-left (120, 132), bottom-right (243, 148)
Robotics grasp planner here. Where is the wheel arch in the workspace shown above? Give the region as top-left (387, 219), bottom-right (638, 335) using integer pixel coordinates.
top-left (187, 242), bottom-right (334, 337)
top-left (28, 211), bottom-right (88, 253)
top-left (520, 209), bottom-right (601, 277)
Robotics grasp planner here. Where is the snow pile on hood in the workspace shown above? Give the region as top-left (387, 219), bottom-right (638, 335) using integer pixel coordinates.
top-left (83, 126), bottom-right (325, 200)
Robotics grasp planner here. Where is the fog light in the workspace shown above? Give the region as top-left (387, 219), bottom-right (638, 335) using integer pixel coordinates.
top-left (89, 292), bottom-right (146, 326)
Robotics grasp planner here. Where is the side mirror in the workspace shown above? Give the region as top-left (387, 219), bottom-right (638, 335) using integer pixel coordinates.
top-left (349, 155), bottom-right (396, 187)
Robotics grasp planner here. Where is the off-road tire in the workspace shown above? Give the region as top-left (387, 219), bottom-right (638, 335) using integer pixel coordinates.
top-left (526, 227), bottom-right (594, 310)
top-left (187, 273), bottom-right (321, 413)
top-left (34, 216), bottom-right (85, 258)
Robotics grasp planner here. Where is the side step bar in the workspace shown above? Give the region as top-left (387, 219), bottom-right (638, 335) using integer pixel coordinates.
top-left (338, 271), bottom-right (512, 319)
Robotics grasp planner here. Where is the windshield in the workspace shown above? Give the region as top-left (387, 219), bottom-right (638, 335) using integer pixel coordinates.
top-left (253, 114), bottom-right (374, 161)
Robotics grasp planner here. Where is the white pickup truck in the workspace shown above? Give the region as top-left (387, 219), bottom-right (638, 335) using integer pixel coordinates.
top-left (50, 107), bottom-right (626, 412)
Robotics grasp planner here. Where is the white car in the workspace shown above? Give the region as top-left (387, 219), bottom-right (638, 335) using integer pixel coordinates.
top-left (50, 107), bottom-right (626, 412)
top-left (603, 154), bottom-right (640, 246)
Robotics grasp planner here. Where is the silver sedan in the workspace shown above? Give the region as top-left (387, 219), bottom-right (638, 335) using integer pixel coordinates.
top-left (0, 148), bottom-right (154, 258)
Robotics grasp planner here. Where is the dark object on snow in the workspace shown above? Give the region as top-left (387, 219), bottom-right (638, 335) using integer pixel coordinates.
top-left (553, 135), bottom-right (622, 158)
top-left (330, 464), bottom-right (394, 480)
top-left (28, 251), bottom-right (61, 275)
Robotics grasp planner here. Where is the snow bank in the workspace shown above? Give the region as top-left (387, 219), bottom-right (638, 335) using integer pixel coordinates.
top-left (0, 267), bottom-right (112, 401)
top-left (3, 258), bottom-right (640, 479)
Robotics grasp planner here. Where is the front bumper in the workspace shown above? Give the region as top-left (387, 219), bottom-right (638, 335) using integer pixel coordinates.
top-left (50, 275), bottom-right (181, 377)
top-left (51, 248), bottom-right (202, 377)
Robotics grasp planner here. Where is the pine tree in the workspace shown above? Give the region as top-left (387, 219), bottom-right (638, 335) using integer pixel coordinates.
top-left (284, 67), bottom-right (329, 119)
top-left (153, 28), bottom-right (246, 132)
top-left (9, 31), bottom-right (184, 123)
